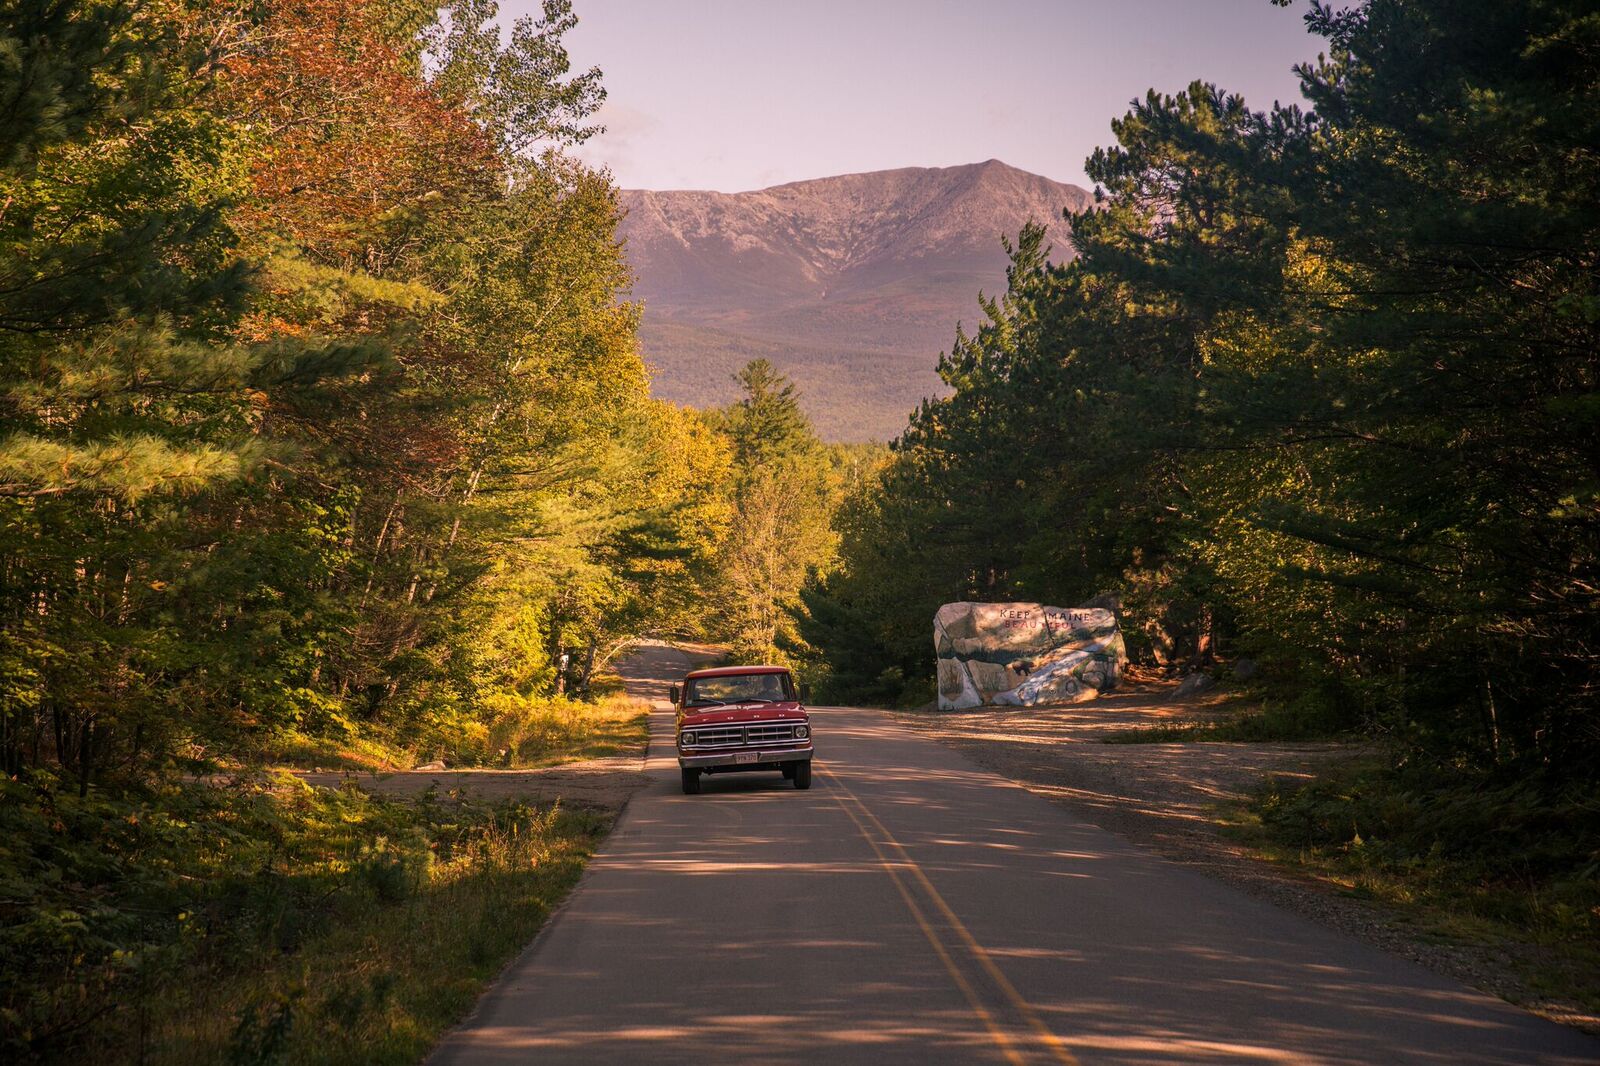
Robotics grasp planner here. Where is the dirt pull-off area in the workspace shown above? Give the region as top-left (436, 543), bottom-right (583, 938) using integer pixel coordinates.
top-left (895, 687), bottom-right (1350, 863)
top-left (295, 641), bottom-right (723, 810)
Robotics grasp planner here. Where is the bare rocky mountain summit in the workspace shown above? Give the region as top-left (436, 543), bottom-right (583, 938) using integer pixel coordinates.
top-left (619, 160), bottom-right (1093, 440)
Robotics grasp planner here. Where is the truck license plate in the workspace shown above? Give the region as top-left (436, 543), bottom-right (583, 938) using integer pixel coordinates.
top-left (734, 752), bottom-right (758, 764)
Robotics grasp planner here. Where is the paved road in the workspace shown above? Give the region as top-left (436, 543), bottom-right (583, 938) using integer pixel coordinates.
top-left (431, 646), bottom-right (1597, 1064)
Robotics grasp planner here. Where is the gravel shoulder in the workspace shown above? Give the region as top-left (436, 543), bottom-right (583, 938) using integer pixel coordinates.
top-left (895, 685), bottom-right (1599, 1035)
top-left (295, 640), bottom-right (724, 811)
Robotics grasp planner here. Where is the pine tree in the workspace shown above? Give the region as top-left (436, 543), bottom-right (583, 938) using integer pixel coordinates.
top-left (713, 358), bottom-right (821, 470)
top-left (705, 360), bottom-right (836, 661)
top-left (0, 0), bottom-right (129, 169)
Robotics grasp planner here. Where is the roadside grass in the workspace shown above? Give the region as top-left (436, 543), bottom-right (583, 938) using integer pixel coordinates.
top-left (246, 690), bottom-right (650, 772)
top-left (1220, 758), bottom-right (1600, 1017)
top-left (480, 692), bottom-right (650, 767)
top-left (258, 731), bottom-right (408, 772)
top-left (2, 775), bottom-right (611, 1064)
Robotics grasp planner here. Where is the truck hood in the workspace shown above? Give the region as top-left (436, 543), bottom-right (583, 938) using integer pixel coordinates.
top-left (680, 703), bottom-right (807, 726)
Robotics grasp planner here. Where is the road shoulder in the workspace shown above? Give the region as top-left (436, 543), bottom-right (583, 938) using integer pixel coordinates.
top-left (290, 640), bottom-right (727, 811)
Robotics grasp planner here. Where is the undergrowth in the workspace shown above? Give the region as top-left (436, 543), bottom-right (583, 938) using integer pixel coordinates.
top-left (249, 692), bottom-right (649, 771)
top-left (1, 773), bottom-right (610, 1063)
top-left (477, 693), bottom-right (649, 768)
top-left (1237, 759), bottom-right (1600, 1013)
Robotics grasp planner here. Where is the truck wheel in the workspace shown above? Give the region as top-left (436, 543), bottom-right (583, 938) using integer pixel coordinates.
top-left (792, 761), bottom-right (812, 790)
top-left (681, 768), bottom-right (701, 795)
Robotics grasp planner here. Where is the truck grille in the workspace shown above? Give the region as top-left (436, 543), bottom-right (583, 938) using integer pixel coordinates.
top-left (745, 723), bottom-right (798, 744)
top-left (686, 724), bottom-right (798, 747)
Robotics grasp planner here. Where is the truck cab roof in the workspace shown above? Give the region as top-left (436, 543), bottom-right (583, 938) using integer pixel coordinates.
top-left (682, 665), bottom-right (791, 680)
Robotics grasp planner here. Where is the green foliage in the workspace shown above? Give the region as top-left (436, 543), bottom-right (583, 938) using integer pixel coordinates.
top-left (0, 0), bottom-right (716, 780)
top-left (0, 0), bottom-right (131, 170)
top-left (0, 772), bottom-right (606, 1061)
top-left (805, 0), bottom-right (1600, 781)
top-left (423, 0), bottom-right (606, 156)
top-left (1248, 760), bottom-right (1600, 1007)
top-left (0, 2), bottom-right (711, 1056)
top-left (712, 358), bottom-right (821, 469)
top-left (696, 360), bottom-right (847, 664)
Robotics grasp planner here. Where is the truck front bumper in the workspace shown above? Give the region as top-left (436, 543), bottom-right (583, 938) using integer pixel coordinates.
top-left (678, 745), bottom-right (813, 769)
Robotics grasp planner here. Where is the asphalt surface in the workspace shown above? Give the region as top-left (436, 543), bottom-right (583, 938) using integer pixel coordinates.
top-left (429, 645), bottom-right (1598, 1065)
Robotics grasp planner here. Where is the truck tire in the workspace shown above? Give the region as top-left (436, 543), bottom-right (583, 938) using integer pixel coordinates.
top-left (681, 768), bottom-right (701, 794)
top-left (792, 761), bottom-right (812, 790)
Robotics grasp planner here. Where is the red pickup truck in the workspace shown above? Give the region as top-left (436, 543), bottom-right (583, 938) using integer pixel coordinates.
top-left (670, 665), bottom-right (814, 794)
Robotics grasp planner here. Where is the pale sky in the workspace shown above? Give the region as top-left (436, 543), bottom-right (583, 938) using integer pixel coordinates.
top-left (506, 0), bottom-right (1326, 193)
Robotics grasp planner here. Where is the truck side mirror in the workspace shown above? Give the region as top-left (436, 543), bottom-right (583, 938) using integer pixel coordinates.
top-left (669, 685), bottom-right (680, 705)
top-left (799, 683), bottom-right (812, 702)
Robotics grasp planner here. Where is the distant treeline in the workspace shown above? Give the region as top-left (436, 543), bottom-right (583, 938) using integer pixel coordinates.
top-left (798, 0), bottom-right (1599, 783)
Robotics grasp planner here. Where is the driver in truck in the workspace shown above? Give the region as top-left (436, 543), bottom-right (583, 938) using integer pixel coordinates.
top-left (672, 665), bottom-right (814, 794)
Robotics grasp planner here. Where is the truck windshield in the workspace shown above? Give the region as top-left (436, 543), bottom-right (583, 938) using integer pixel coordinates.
top-left (685, 673), bottom-right (794, 706)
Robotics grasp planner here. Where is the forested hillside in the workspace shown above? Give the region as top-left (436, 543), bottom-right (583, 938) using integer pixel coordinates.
top-left (796, 0), bottom-right (1598, 947)
top-left (0, 0), bottom-right (706, 790)
top-left (0, 0), bottom-right (806, 1058)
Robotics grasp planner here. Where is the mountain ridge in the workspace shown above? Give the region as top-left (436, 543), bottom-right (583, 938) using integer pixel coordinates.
top-left (620, 160), bottom-right (1093, 440)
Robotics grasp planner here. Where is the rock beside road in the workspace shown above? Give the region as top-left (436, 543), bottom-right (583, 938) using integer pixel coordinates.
top-left (934, 600), bottom-right (1126, 710)
top-left (1172, 672), bottom-right (1215, 699)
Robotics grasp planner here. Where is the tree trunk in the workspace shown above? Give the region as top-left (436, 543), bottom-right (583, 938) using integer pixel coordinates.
top-left (575, 644), bottom-right (596, 698)
top-left (52, 703), bottom-right (72, 776)
top-left (1483, 674), bottom-right (1501, 765)
top-left (78, 715), bottom-right (94, 797)
top-left (1193, 603), bottom-right (1214, 668)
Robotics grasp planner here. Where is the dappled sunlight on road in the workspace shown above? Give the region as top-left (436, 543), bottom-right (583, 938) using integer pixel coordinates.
top-left (430, 696), bottom-right (1599, 1066)
top-left (446, 1010), bottom-right (1006, 1059)
top-left (878, 695), bottom-right (1348, 843)
top-left (601, 857), bottom-right (883, 876)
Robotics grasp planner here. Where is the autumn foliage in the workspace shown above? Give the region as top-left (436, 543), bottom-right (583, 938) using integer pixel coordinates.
top-left (0, 2), bottom-right (718, 1054)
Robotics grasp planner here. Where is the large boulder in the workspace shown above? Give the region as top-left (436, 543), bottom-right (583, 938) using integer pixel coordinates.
top-left (934, 601), bottom-right (1126, 710)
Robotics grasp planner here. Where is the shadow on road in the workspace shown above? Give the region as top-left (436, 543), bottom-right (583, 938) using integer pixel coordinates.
top-left (429, 696), bottom-right (1599, 1066)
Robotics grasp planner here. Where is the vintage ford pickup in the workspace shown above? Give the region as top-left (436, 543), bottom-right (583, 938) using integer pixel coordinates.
top-left (670, 665), bottom-right (813, 794)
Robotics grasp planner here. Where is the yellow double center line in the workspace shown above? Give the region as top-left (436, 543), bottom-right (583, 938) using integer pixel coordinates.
top-left (822, 766), bottom-right (1079, 1066)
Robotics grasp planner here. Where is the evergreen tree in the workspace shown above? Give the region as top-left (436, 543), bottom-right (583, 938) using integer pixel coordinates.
top-left (810, 0), bottom-right (1600, 777)
top-left (705, 360), bottom-right (836, 661)
top-left (714, 358), bottom-right (820, 469)
top-left (0, 0), bottom-right (129, 169)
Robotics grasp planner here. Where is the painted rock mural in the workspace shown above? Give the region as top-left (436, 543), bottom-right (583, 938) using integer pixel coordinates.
top-left (934, 601), bottom-right (1126, 710)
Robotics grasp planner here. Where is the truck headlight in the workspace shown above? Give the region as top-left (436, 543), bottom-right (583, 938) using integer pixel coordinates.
top-left (681, 732), bottom-right (696, 746)
top-left (793, 724), bottom-right (809, 740)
